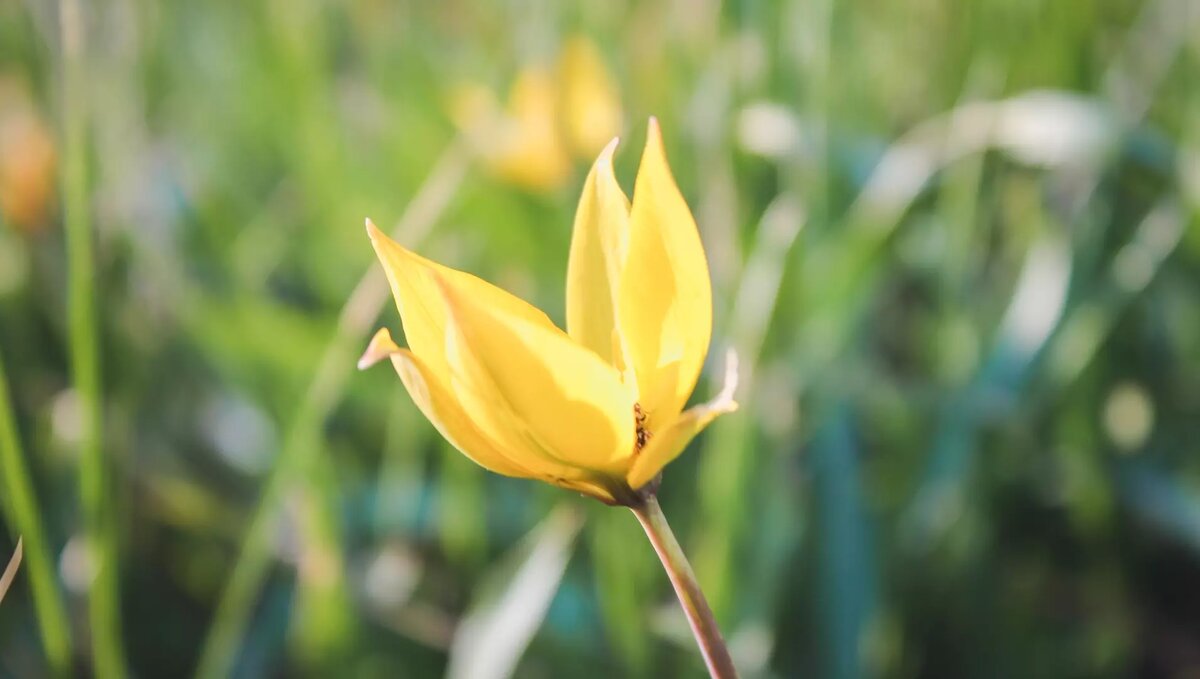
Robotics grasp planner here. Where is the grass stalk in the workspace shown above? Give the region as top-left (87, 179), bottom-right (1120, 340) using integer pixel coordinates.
top-left (59, 0), bottom-right (126, 675)
top-left (0, 354), bottom-right (72, 673)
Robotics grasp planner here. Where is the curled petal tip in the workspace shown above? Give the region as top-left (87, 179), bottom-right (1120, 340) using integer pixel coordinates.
top-left (592, 137), bottom-right (621, 175)
top-left (358, 327), bottom-right (401, 370)
top-left (721, 348), bottom-right (740, 402)
top-left (365, 217), bottom-right (382, 238)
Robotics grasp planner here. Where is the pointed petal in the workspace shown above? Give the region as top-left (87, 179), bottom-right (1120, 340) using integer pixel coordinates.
top-left (618, 118), bottom-right (713, 428)
top-left (437, 274), bottom-right (637, 475)
top-left (626, 349), bottom-right (739, 490)
top-left (366, 219), bottom-right (551, 385)
top-left (566, 138), bottom-right (632, 372)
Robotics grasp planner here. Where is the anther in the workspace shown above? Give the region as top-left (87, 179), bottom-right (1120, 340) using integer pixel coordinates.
top-left (633, 403), bottom-right (652, 451)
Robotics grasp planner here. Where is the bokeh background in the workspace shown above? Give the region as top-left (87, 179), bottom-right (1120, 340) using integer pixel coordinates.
top-left (1, 0), bottom-right (1198, 677)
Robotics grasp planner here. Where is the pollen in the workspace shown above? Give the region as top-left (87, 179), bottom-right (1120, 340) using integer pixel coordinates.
top-left (633, 403), bottom-right (653, 451)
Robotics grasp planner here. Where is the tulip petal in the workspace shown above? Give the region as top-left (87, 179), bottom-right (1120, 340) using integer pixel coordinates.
top-left (566, 138), bottom-right (632, 374)
top-left (437, 274), bottom-right (638, 476)
top-left (361, 331), bottom-right (620, 504)
top-left (618, 118), bottom-right (713, 429)
top-left (360, 328), bottom-right (533, 478)
top-left (626, 349), bottom-right (739, 490)
top-left (366, 219), bottom-right (551, 387)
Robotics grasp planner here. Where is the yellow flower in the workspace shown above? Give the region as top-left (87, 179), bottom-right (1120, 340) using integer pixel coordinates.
top-left (557, 37), bottom-right (623, 159)
top-left (360, 119), bottom-right (737, 504)
top-left (448, 35), bottom-right (622, 192)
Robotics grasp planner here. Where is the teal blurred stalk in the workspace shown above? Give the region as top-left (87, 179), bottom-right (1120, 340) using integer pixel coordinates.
top-left (810, 405), bottom-right (877, 679)
top-left (0, 350), bottom-right (72, 674)
top-left (58, 0), bottom-right (127, 675)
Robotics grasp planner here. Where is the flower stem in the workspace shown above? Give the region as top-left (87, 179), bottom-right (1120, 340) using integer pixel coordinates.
top-left (629, 496), bottom-right (738, 678)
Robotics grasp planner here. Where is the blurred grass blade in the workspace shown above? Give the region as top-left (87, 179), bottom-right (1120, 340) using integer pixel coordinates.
top-left (447, 505), bottom-right (583, 679)
top-left (973, 229), bottom-right (1072, 377)
top-left (439, 450), bottom-right (487, 568)
top-left (290, 457), bottom-right (356, 671)
top-left (696, 196), bottom-right (803, 618)
top-left (1118, 459), bottom-right (1200, 555)
top-left (1048, 199), bottom-right (1186, 386)
top-left (590, 509), bottom-right (653, 675)
top-left (195, 141), bottom-right (470, 679)
top-left (58, 0), bottom-right (125, 675)
top-left (905, 233), bottom-right (1072, 547)
top-left (0, 352), bottom-right (71, 671)
top-left (810, 405), bottom-right (876, 679)
top-left (0, 538), bottom-right (22, 606)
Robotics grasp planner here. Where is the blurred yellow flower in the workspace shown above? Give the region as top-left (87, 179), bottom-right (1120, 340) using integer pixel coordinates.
top-left (449, 70), bottom-right (572, 191)
top-left (557, 37), bottom-right (623, 158)
top-left (448, 36), bottom-right (622, 192)
top-left (360, 119), bottom-right (737, 504)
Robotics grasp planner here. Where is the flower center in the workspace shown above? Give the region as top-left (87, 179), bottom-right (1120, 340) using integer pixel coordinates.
top-left (633, 403), bottom-right (652, 451)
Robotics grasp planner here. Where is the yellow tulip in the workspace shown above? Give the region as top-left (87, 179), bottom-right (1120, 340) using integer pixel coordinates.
top-left (360, 119), bottom-right (737, 504)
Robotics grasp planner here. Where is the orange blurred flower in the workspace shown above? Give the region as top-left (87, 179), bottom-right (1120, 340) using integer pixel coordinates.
top-left (0, 80), bottom-right (56, 234)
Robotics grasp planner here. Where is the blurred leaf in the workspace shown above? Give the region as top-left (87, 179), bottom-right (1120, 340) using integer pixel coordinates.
top-left (439, 448), bottom-right (488, 568)
top-left (290, 456), bottom-right (356, 670)
top-left (1119, 460), bottom-right (1200, 556)
top-left (905, 232), bottom-right (1072, 549)
top-left (0, 349), bottom-right (71, 670)
top-left (589, 508), bottom-right (653, 676)
top-left (696, 195), bottom-right (803, 619)
top-left (447, 504), bottom-right (583, 679)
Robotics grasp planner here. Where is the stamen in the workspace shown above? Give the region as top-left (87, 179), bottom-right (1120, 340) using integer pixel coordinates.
top-left (634, 403), bottom-right (652, 451)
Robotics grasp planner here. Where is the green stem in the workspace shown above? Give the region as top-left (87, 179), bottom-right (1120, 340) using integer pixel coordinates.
top-left (629, 496), bottom-right (738, 679)
top-left (0, 352), bottom-right (72, 674)
top-left (59, 0), bottom-right (127, 675)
